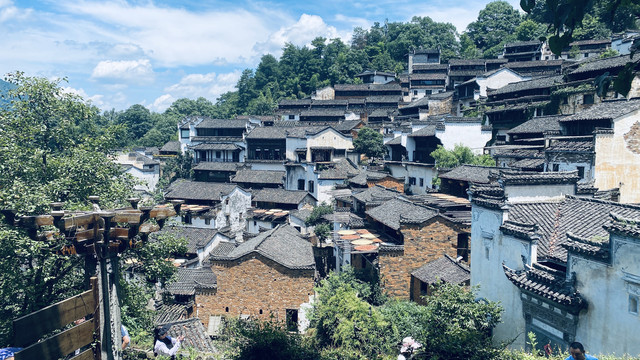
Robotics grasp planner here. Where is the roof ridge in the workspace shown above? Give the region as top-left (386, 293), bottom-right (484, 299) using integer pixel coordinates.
top-left (565, 194), bottom-right (640, 211)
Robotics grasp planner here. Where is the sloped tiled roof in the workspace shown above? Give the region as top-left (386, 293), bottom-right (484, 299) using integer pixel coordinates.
top-left (195, 118), bottom-right (248, 129)
top-left (158, 318), bottom-right (217, 354)
top-left (253, 188), bottom-right (314, 205)
top-left (510, 158), bottom-right (545, 170)
top-left (507, 115), bottom-right (564, 134)
top-left (160, 141), bottom-right (181, 153)
top-left (545, 139), bottom-right (594, 152)
top-left (499, 170), bottom-right (580, 185)
top-left (192, 162), bottom-right (240, 171)
top-left (165, 180), bottom-right (239, 202)
top-left (353, 185), bottom-right (400, 205)
top-left (317, 159), bottom-right (360, 180)
top-left (245, 126), bottom-right (329, 139)
top-left (151, 225), bottom-right (218, 254)
top-left (366, 197), bottom-right (438, 230)
top-left (334, 83), bottom-right (402, 91)
top-left (493, 147), bottom-right (545, 159)
top-left (503, 263), bottom-right (585, 308)
top-left (349, 170), bottom-right (394, 186)
top-left (560, 98), bottom-right (640, 122)
top-left (408, 125), bottom-right (437, 137)
top-left (488, 75), bottom-right (564, 96)
top-left (165, 267), bottom-right (217, 296)
top-left (210, 225), bottom-right (315, 269)
top-left (190, 143), bottom-right (241, 151)
top-left (508, 196), bottom-right (640, 262)
top-left (231, 169), bottom-right (285, 186)
top-left (439, 165), bottom-right (499, 184)
top-left (569, 53), bottom-right (640, 75)
top-left (411, 254), bottom-right (470, 284)
top-left (155, 303), bottom-right (189, 324)
top-left (385, 136), bottom-right (403, 145)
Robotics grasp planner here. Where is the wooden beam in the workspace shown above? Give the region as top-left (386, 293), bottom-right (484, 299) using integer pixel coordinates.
top-left (13, 290), bottom-right (96, 347)
top-left (68, 348), bottom-right (95, 360)
top-left (14, 319), bottom-right (94, 360)
top-left (64, 214), bottom-right (98, 229)
top-left (112, 212), bottom-right (141, 225)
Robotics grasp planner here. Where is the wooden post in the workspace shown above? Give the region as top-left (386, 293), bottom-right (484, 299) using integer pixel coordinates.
top-left (91, 276), bottom-right (101, 360)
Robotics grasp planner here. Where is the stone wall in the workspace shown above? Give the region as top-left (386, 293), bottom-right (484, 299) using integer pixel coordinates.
top-left (197, 256), bottom-right (314, 328)
top-left (378, 218), bottom-right (462, 299)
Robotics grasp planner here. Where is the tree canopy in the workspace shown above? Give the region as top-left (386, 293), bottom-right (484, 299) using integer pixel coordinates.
top-left (353, 127), bottom-right (387, 160)
top-left (430, 144), bottom-right (495, 169)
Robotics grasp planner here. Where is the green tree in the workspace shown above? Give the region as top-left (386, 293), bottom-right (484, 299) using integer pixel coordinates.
top-left (229, 318), bottom-right (320, 360)
top-left (459, 33), bottom-right (481, 59)
top-left (515, 19), bottom-right (548, 41)
top-left (420, 283), bottom-right (503, 360)
top-left (430, 144), bottom-right (495, 169)
top-left (0, 72), bottom-right (138, 346)
top-left (117, 104), bottom-right (154, 145)
top-left (353, 127), bottom-right (387, 160)
top-left (466, 1), bottom-right (522, 54)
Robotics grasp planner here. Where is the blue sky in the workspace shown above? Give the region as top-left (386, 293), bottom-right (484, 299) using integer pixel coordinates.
top-left (0, 0), bottom-right (521, 112)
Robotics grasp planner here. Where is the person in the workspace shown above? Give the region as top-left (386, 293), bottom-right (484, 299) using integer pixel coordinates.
top-left (121, 325), bottom-right (130, 350)
top-left (153, 324), bottom-right (184, 359)
top-left (565, 342), bottom-right (598, 360)
top-left (0, 348), bottom-right (22, 360)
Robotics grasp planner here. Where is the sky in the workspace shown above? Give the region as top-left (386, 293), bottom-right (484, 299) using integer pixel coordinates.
top-left (0, 0), bottom-right (522, 113)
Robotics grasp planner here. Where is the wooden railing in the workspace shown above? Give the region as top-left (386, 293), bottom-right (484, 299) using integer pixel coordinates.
top-left (13, 277), bottom-right (100, 360)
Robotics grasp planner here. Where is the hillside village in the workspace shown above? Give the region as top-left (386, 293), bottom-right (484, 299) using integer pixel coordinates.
top-left (2, 2), bottom-right (640, 360)
top-left (90, 31), bottom-right (640, 358)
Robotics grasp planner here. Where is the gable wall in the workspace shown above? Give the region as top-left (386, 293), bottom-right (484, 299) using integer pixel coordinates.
top-left (594, 110), bottom-right (640, 203)
top-left (200, 257), bottom-right (315, 329)
top-left (379, 219), bottom-right (461, 299)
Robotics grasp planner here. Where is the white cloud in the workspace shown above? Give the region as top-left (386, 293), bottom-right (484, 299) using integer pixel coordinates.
top-left (254, 14), bottom-right (348, 57)
top-left (334, 14), bottom-right (371, 29)
top-left (0, 0), bottom-right (30, 23)
top-left (61, 86), bottom-right (105, 108)
top-left (149, 94), bottom-right (175, 113)
top-left (160, 70), bottom-right (242, 110)
top-left (91, 59), bottom-right (154, 83)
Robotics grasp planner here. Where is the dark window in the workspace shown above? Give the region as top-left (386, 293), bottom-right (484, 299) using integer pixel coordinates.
top-left (298, 179), bottom-right (305, 190)
top-left (288, 114), bottom-right (296, 120)
top-left (180, 129), bottom-right (189, 138)
top-left (457, 233), bottom-right (469, 262)
top-left (577, 166), bottom-right (585, 179)
top-left (286, 309), bottom-right (298, 332)
top-left (216, 151), bottom-right (221, 158)
top-left (409, 177), bottom-right (416, 185)
top-left (308, 180), bottom-right (315, 193)
top-left (413, 90), bottom-right (418, 95)
top-left (583, 94), bottom-right (594, 104)
top-left (205, 218), bottom-right (211, 225)
top-left (552, 163), bottom-right (559, 172)
top-left (181, 212), bottom-right (192, 224)
top-left (419, 178), bottom-right (424, 187)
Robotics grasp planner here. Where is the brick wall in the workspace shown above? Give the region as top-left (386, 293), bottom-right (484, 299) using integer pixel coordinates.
top-left (379, 218), bottom-right (461, 299)
top-left (197, 255), bottom-right (315, 328)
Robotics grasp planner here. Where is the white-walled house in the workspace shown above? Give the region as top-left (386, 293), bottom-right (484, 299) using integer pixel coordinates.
top-left (178, 117), bottom-right (249, 162)
top-left (115, 152), bottom-right (160, 193)
top-left (469, 169), bottom-right (640, 355)
top-left (455, 68), bottom-right (529, 115)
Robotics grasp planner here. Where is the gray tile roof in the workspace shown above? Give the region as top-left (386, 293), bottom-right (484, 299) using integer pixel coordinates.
top-left (503, 262), bottom-right (585, 308)
top-left (411, 254), bottom-right (470, 284)
top-left (385, 136), bottom-right (403, 145)
top-left (151, 225), bottom-right (218, 254)
top-left (210, 225), bottom-right (315, 269)
top-left (604, 212), bottom-right (640, 238)
top-left (365, 95), bottom-right (403, 103)
top-left (493, 148), bottom-right (545, 159)
top-left (333, 120), bottom-right (362, 132)
top-left (165, 267), bottom-right (217, 296)
top-left (545, 139), bottom-right (594, 152)
top-left (209, 241), bottom-right (236, 257)
top-left (190, 143), bottom-right (241, 151)
top-left (408, 125), bottom-right (437, 137)
top-left (161, 141), bottom-right (181, 153)
top-left (245, 126), bottom-right (329, 139)
top-left (155, 303), bottom-right (188, 324)
top-left (366, 197), bottom-right (438, 230)
top-left (252, 188), bottom-right (314, 205)
top-left (231, 169), bottom-right (285, 186)
top-left (317, 159), bottom-right (360, 180)
top-left (410, 73), bottom-right (447, 80)
top-left (569, 53), bottom-right (640, 75)
top-left (157, 318), bottom-right (217, 354)
top-left (560, 98), bottom-right (640, 122)
top-left (165, 180), bottom-right (240, 202)
top-left (499, 170), bottom-right (580, 185)
top-left (439, 165), bottom-right (500, 184)
top-left (353, 185), bottom-right (400, 204)
top-left (507, 115), bottom-right (565, 134)
top-left (290, 208), bottom-right (314, 222)
top-left (192, 162), bottom-right (240, 171)
top-left (349, 170), bottom-right (393, 186)
top-left (195, 118), bottom-right (248, 129)
top-left (488, 75), bottom-right (563, 96)
top-left (508, 196), bottom-right (640, 262)
top-left (334, 83), bottom-right (402, 91)
top-left (510, 158), bottom-right (545, 170)
top-left (504, 40), bottom-right (542, 47)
